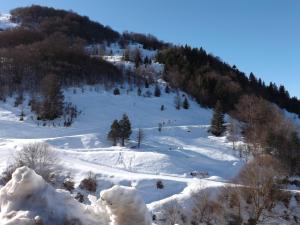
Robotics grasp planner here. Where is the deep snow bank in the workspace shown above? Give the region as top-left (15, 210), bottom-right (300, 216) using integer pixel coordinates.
top-left (0, 167), bottom-right (151, 225)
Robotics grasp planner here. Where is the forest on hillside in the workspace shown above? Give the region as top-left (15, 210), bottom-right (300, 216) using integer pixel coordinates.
top-left (1, 5), bottom-right (299, 118)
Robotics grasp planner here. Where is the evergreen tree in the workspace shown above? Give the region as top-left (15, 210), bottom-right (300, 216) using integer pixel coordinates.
top-left (107, 120), bottom-right (120, 146)
top-left (210, 101), bottom-right (225, 136)
top-left (137, 87), bottom-right (142, 96)
top-left (182, 97), bottom-right (189, 109)
top-left (154, 84), bottom-right (161, 97)
top-left (113, 87), bottom-right (120, 95)
top-left (144, 56), bottom-right (149, 65)
top-left (119, 114), bottom-right (132, 146)
top-left (165, 85), bottom-right (170, 93)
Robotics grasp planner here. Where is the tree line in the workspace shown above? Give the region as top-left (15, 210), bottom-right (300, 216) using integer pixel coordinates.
top-left (10, 5), bottom-right (120, 44)
top-left (210, 94), bottom-right (300, 175)
top-left (157, 46), bottom-right (300, 117)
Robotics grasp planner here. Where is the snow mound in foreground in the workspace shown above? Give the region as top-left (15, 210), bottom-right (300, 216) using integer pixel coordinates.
top-left (101, 185), bottom-right (152, 225)
top-left (0, 167), bottom-right (151, 225)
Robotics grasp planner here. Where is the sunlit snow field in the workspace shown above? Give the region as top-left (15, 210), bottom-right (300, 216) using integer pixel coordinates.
top-left (0, 85), bottom-right (244, 205)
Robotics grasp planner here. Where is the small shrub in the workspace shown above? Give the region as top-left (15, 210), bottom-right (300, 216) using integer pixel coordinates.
top-left (295, 193), bottom-right (300, 205)
top-left (156, 180), bottom-right (164, 189)
top-left (113, 87), bottom-right (120, 95)
top-left (277, 190), bottom-right (292, 208)
top-left (34, 216), bottom-right (44, 225)
top-left (154, 84), bottom-right (161, 97)
top-left (137, 87), bottom-right (142, 96)
top-left (0, 164), bottom-right (18, 185)
top-left (165, 85), bottom-right (170, 93)
top-left (79, 173), bottom-right (97, 192)
top-left (182, 97), bottom-right (189, 109)
top-left (63, 177), bottom-right (75, 192)
top-left (14, 94), bottom-right (24, 107)
top-left (158, 123), bottom-right (162, 132)
top-left (75, 192), bottom-right (84, 203)
top-left (143, 90), bottom-right (152, 97)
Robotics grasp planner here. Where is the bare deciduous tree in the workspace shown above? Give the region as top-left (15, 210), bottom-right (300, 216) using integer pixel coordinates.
top-left (15, 142), bottom-right (58, 181)
top-left (174, 92), bottom-right (181, 110)
top-left (191, 190), bottom-right (224, 225)
top-left (136, 128), bottom-right (145, 148)
top-left (162, 200), bottom-right (186, 225)
top-left (227, 117), bottom-right (240, 150)
top-left (234, 155), bottom-right (287, 225)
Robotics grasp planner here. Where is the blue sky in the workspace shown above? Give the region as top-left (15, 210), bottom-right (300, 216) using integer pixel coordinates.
top-left (1, 0), bottom-right (299, 97)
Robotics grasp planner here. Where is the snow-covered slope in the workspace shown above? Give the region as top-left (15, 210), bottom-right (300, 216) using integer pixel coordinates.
top-left (0, 84), bottom-right (244, 207)
top-left (0, 14), bottom-right (17, 30)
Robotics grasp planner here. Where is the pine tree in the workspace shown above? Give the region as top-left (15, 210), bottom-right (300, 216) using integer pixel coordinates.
top-left (154, 84), bottom-right (161, 97)
top-left (119, 114), bottom-right (132, 146)
top-left (182, 97), bottom-right (189, 109)
top-left (210, 101), bottom-right (225, 136)
top-left (137, 87), bottom-right (142, 96)
top-left (165, 85), bottom-right (170, 93)
top-left (108, 120), bottom-right (120, 146)
top-left (144, 56), bottom-right (149, 65)
top-left (113, 87), bottom-right (120, 95)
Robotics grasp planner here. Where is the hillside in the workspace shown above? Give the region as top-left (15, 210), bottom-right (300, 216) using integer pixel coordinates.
top-left (0, 5), bottom-right (299, 225)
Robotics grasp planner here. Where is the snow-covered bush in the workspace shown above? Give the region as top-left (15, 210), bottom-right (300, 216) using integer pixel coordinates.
top-left (63, 177), bottom-right (75, 192)
top-left (79, 172), bottom-right (97, 192)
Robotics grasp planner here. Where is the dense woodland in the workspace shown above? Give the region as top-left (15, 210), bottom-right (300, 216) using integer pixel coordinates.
top-left (10, 5), bottom-right (120, 43)
top-left (2, 5), bottom-right (300, 118)
top-left (157, 46), bottom-right (300, 116)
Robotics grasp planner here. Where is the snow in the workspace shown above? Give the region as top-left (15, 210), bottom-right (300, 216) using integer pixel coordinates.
top-left (0, 166), bottom-right (152, 225)
top-left (101, 185), bottom-right (152, 225)
top-left (0, 14), bottom-right (17, 30)
top-left (87, 42), bottom-right (164, 75)
top-left (0, 41), bottom-right (246, 222)
top-left (0, 84), bottom-right (244, 209)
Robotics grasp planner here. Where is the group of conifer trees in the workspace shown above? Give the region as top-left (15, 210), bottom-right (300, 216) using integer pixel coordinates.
top-left (108, 114), bottom-right (132, 146)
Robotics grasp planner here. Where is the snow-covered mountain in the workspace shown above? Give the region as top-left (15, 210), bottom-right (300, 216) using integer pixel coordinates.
top-left (0, 7), bottom-right (299, 225)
